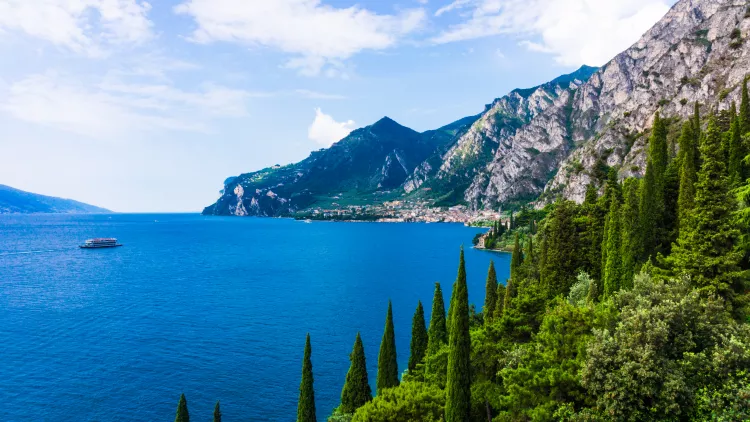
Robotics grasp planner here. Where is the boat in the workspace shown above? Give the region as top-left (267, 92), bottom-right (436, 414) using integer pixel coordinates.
top-left (79, 238), bottom-right (123, 249)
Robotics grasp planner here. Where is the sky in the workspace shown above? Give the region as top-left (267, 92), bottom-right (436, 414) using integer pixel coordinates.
top-left (0, 0), bottom-right (677, 212)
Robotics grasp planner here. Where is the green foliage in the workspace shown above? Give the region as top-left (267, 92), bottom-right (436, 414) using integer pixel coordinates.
top-left (567, 272), bottom-right (592, 307)
top-left (340, 333), bottom-right (372, 414)
top-left (498, 300), bottom-right (594, 421)
top-left (742, 77), bottom-right (750, 134)
top-left (729, 113), bottom-right (746, 185)
top-left (510, 233), bottom-right (524, 282)
top-left (213, 401), bottom-right (221, 422)
top-left (483, 261), bottom-right (498, 325)
top-left (377, 301), bottom-right (399, 394)
top-left (602, 195), bottom-right (622, 298)
top-left (540, 199), bottom-right (581, 298)
top-left (678, 121), bottom-right (698, 231)
top-left (668, 117), bottom-right (746, 311)
top-left (445, 249), bottom-right (471, 422)
top-left (298, 334), bottom-right (317, 422)
top-left (426, 283), bottom-right (447, 357)
top-left (408, 302), bottom-right (428, 373)
top-left (640, 112), bottom-right (669, 259)
top-left (582, 274), bottom-right (750, 421)
top-left (175, 394), bottom-right (189, 422)
top-left (493, 282), bottom-right (506, 321)
top-left (351, 382), bottom-right (445, 422)
top-left (619, 178), bottom-right (641, 289)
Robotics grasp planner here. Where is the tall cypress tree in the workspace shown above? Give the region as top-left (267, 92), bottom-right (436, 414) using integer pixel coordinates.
top-left (493, 282), bottom-right (506, 320)
top-left (483, 261), bottom-right (498, 325)
top-left (582, 183), bottom-right (605, 280)
top-left (426, 283), bottom-right (447, 355)
top-left (510, 233), bottom-right (523, 282)
top-left (175, 394), bottom-right (189, 422)
top-left (602, 196), bottom-right (622, 298)
top-left (376, 301), bottom-right (399, 393)
top-left (540, 199), bottom-right (579, 298)
top-left (503, 278), bottom-right (515, 314)
top-left (741, 77), bottom-right (750, 134)
top-left (446, 249), bottom-right (471, 422)
top-left (668, 117), bottom-right (745, 308)
top-left (677, 122), bottom-right (698, 231)
top-left (213, 401), bottom-right (221, 422)
top-left (340, 332), bottom-right (372, 413)
top-left (297, 334), bottom-right (317, 422)
top-left (620, 178), bottom-right (641, 290)
top-left (640, 112), bottom-right (669, 259)
top-left (408, 301), bottom-right (428, 372)
top-left (693, 102), bottom-right (702, 142)
top-left (729, 112), bottom-right (745, 185)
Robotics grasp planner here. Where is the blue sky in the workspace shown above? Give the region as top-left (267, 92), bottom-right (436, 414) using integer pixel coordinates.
top-left (0, 0), bottom-right (676, 212)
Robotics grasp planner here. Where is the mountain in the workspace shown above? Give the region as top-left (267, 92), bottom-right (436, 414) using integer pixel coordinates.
top-left (203, 116), bottom-right (477, 216)
top-left (404, 65), bottom-right (599, 206)
top-left (466, 0), bottom-right (750, 209)
top-left (0, 185), bottom-right (110, 214)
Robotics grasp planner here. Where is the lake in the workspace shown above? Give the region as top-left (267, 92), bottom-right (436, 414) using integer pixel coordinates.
top-left (0, 214), bottom-right (510, 421)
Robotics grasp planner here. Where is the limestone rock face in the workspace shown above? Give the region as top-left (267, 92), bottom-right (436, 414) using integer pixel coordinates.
top-left (468, 0), bottom-right (750, 209)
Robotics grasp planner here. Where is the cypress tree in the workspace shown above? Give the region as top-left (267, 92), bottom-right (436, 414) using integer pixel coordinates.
top-left (741, 77), bottom-right (750, 134)
top-left (503, 278), bottom-right (515, 314)
top-left (376, 301), bottom-right (399, 393)
top-left (297, 334), bottom-right (316, 422)
top-left (510, 233), bottom-right (523, 282)
top-left (640, 112), bottom-right (669, 259)
top-left (493, 282), bottom-right (506, 320)
top-left (213, 401), bottom-right (221, 422)
top-left (426, 283), bottom-right (447, 355)
top-left (620, 178), bottom-right (641, 290)
top-left (602, 196), bottom-right (622, 298)
top-left (693, 102), bottom-right (702, 141)
top-left (446, 249), bottom-right (471, 422)
top-left (483, 261), bottom-right (498, 325)
top-left (583, 183), bottom-right (605, 280)
top-left (509, 211), bottom-right (514, 230)
top-left (729, 112), bottom-right (745, 185)
top-left (668, 117), bottom-right (745, 308)
top-left (408, 301), bottom-right (428, 372)
top-left (174, 393), bottom-right (189, 422)
top-left (540, 199), bottom-right (579, 298)
top-left (526, 235), bottom-right (535, 265)
top-left (340, 333), bottom-right (372, 413)
top-left (677, 122), bottom-right (698, 231)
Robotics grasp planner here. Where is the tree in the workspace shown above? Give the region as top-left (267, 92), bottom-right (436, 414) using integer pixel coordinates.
top-left (426, 283), bottom-right (447, 356)
top-left (377, 301), bottom-right (399, 393)
top-left (446, 249), bottom-right (471, 422)
top-left (510, 233), bottom-right (523, 283)
top-left (408, 301), bottom-right (428, 372)
top-left (175, 393), bottom-right (189, 422)
top-left (640, 112), bottom-right (669, 259)
top-left (493, 282), bottom-right (506, 320)
top-left (677, 122), bottom-right (698, 231)
top-left (297, 334), bottom-right (317, 422)
top-left (340, 333), bottom-right (372, 414)
top-left (213, 401), bottom-right (221, 422)
top-left (619, 178), bottom-right (641, 290)
top-left (582, 183), bottom-right (605, 281)
top-left (540, 199), bottom-right (580, 298)
top-left (602, 196), bottom-right (622, 298)
top-left (668, 117), bottom-right (746, 309)
top-left (483, 261), bottom-right (498, 325)
top-left (351, 382), bottom-right (445, 422)
top-left (729, 112), bottom-right (745, 185)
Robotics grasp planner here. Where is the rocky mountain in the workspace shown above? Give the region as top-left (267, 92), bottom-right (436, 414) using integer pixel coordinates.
top-left (466, 0), bottom-right (750, 209)
top-left (203, 116), bottom-right (476, 216)
top-left (206, 0), bottom-right (750, 217)
top-left (0, 184), bottom-right (110, 214)
top-left (404, 65), bottom-right (598, 206)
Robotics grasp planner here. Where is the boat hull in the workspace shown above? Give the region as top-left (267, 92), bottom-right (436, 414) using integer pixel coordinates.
top-left (79, 244), bottom-right (123, 249)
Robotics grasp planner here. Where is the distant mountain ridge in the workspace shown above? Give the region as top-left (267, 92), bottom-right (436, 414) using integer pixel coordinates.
top-left (205, 0), bottom-right (749, 217)
top-left (0, 185), bottom-right (110, 214)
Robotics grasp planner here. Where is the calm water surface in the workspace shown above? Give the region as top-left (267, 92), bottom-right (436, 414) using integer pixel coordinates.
top-left (0, 214), bottom-right (509, 421)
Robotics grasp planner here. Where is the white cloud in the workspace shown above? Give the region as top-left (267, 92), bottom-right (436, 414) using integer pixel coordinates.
top-left (0, 0), bottom-right (153, 56)
top-left (432, 0), bottom-right (674, 66)
top-left (174, 0), bottom-right (426, 76)
top-left (307, 108), bottom-right (355, 147)
top-left (1, 71), bottom-right (254, 137)
top-left (295, 89), bottom-right (347, 100)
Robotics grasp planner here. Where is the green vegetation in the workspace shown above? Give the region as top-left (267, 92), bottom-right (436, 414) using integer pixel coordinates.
top-left (213, 401), bottom-right (221, 422)
top-left (408, 302), bottom-right (428, 373)
top-left (175, 393), bottom-right (189, 422)
top-left (376, 301), bottom-right (399, 394)
top-left (298, 334), bottom-right (317, 422)
top-left (339, 333), bottom-right (372, 415)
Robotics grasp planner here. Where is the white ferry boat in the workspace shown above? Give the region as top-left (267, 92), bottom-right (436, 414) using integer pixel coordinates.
top-left (80, 238), bottom-right (123, 249)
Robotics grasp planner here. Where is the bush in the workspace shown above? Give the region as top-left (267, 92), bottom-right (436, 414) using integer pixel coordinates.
top-left (351, 382), bottom-right (445, 422)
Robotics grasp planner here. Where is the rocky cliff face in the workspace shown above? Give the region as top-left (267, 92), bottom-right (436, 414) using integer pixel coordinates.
top-left (405, 66), bottom-right (598, 205)
top-left (467, 0), bottom-right (750, 209)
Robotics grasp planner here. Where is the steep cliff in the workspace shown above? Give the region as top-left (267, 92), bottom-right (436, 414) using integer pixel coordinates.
top-left (404, 66), bottom-right (598, 206)
top-left (467, 0), bottom-right (750, 209)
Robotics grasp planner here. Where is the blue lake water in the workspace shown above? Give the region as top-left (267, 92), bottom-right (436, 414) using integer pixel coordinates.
top-left (0, 214), bottom-right (510, 421)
